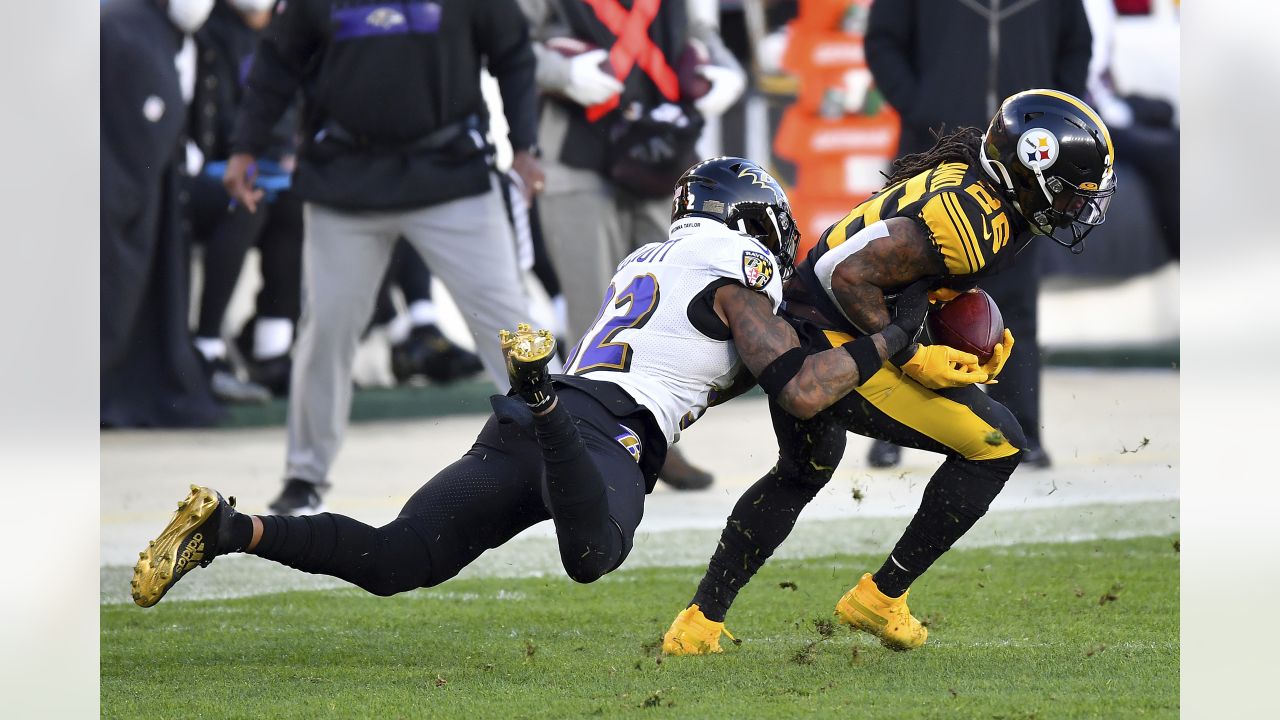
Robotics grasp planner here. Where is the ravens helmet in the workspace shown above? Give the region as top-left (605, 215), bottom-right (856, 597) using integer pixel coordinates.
top-left (979, 90), bottom-right (1117, 252)
top-left (672, 157), bottom-right (800, 280)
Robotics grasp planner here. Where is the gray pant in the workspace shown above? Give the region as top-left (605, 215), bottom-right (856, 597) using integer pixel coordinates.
top-left (286, 182), bottom-right (526, 484)
top-left (538, 161), bottom-right (670, 344)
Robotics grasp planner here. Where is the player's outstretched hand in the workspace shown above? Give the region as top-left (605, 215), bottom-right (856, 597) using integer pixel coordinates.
top-left (898, 343), bottom-right (990, 389)
top-left (980, 328), bottom-right (1014, 383)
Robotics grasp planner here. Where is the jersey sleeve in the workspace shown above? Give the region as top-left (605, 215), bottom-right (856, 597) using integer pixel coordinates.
top-left (726, 236), bottom-right (783, 312)
top-left (918, 190), bottom-right (993, 277)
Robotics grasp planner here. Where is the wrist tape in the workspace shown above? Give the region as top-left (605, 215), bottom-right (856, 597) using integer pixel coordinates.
top-left (756, 347), bottom-right (807, 397)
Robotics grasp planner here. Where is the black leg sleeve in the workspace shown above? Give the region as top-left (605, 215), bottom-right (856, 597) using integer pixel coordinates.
top-left (691, 402), bottom-right (847, 622)
top-left (250, 513), bottom-right (431, 597)
top-left (871, 452), bottom-right (1020, 597)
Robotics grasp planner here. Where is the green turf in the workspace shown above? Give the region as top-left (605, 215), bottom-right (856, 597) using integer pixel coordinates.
top-left (101, 535), bottom-right (1179, 719)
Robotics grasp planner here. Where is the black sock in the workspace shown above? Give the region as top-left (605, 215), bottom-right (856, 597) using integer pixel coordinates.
top-left (691, 467), bottom-right (825, 622)
top-left (871, 454), bottom-right (1018, 597)
top-left (228, 512), bottom-right (254, 553)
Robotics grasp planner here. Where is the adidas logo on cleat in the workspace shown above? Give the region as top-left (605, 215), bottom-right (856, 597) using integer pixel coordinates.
top-left (175, 533), bottom-right (205, 575)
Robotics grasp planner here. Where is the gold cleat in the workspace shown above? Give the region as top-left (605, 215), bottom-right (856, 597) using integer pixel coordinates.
top-left (662, 604), bottom-right (735, 656)
top-left (500, 323), bottom-right (556, 366)
top-left (500, 323), bottom-right (557, 410)
top-left (131, 485), bottom-right (235, 608)
top-left (834, 573), bottom-right (928, 651)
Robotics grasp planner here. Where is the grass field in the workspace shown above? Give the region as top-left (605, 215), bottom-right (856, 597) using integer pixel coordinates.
top-left (101, 535), bottom-right (1178, 718)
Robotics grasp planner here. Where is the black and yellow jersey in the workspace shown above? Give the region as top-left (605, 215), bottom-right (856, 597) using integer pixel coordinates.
top-left (790, 162), bottom-right (1031, 336)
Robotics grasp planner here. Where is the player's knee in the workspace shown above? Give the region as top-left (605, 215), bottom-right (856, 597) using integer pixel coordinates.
top-left (356, 564), bottom-right (421, 597)
top-left (775, 458), bottom-right (836, 495)
top-left (962, 402), bottom-right (1027, 461)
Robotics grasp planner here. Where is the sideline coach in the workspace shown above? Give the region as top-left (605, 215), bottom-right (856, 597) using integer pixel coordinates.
top-left (224, 0), bottom-right (545, 514)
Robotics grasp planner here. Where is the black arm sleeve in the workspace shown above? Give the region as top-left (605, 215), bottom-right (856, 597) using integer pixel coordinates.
top-left (475, 0), bottom-right (538, 151)
top-left (1054, 0), bottom-right (1093, 98)
top-left (232, 0), bottom-right (322, 155)
top-left (864, 0), bottom-right (919, 123)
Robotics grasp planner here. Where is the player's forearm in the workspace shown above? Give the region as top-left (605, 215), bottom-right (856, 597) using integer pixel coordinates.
top-left (775, 333), bottom-right (892, 419)
top-left (831, 278), bottom-right (891, 335)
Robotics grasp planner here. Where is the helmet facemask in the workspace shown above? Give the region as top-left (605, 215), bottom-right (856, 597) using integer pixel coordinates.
top-left (728, 203), bottom-right (800, 282)
top-left (1031, 166), bottom-right (1117, 253)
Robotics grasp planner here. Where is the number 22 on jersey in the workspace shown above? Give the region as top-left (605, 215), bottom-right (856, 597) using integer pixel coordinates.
top-left (566, 274), bottom-right (661, 374)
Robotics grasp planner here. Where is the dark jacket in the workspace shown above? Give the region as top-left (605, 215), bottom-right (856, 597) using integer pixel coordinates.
top-left (192, 0), bottom-right (298, 163)
top-left (231, 0), bottom-right (538, 211)
top-left (865, 0), bottom-right (1092, 156)
top-left (101, 0), bottom-right (223, 427)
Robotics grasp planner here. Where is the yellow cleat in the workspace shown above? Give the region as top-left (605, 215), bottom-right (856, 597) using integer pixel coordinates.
top-left (500, 323), bottom-right (557, 410)
top-left (499, 323), bottom-right (556, 366)
top-left (131, 485), bottom-right (235, 608)
top-left (662, 604), bottom-right (735, 656)
top-left (834, 573), bottom-right (928, 651)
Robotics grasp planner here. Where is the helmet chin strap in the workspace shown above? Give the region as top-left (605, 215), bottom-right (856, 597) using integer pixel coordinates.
top-left (978, 143), bottom-right (1015, 195)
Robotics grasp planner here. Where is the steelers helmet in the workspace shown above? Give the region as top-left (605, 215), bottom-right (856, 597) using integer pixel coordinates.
top-left (672, 157), bottom-right (800, 279)
top-left (979, 90), bottom-right (1117, 252)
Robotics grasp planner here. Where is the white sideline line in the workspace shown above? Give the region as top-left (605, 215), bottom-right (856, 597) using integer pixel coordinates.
top-left (101, 500), bottom-right (1178, 606)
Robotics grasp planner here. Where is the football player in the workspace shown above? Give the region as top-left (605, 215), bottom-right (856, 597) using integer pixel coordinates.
top-left (131, 157), bottom-right (931, 608)
top-left (663, 90), bottom-right (1117, 654)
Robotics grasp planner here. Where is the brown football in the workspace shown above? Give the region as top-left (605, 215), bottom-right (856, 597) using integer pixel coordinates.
top-left (925, 289), bottom-right (1004, 363)
top-left (675, 38), bottom-right (712, 100)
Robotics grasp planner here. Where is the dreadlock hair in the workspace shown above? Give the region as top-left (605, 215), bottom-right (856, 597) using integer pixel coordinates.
top-left (881, 126), bottom-right (986, 188)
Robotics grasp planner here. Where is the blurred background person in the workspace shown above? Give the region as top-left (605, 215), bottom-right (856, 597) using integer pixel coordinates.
top-left (1082, 0), bottom-right (1178, 260)
top-left (368, 240), bottom-right (485, 386)
top-left (224, 0), bottom-right (544, 514)
top-left (183, 0), bottom-right (296, 404)
top-left (862, 0), bottom-right (1093, 469)
top-left (101, 0), bottom-right (223, 427)
top-left (518, 0), bottom-right (746, 491)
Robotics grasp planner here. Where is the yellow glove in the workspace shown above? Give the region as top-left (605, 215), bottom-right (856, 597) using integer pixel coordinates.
top-left (980, 329), bottom-right (1015, 383)
top-left (898, 344), bottom-right (990, 389)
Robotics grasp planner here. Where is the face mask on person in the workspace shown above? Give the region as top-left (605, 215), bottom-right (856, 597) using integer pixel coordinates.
top-left (167, 0), bottom-right (215, 33)
top-left (229, 0), bottom-right (277, 12)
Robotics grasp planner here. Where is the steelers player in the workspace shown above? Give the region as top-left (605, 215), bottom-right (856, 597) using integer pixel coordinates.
top-left (663, 90), bottom-right (1117, 654)
top-left (129, 158), bottom-right (933, 609)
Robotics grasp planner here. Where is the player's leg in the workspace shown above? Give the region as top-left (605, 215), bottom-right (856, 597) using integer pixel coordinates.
top-left (501, 326), bottom-right (650, 582)
top-left (278, 205), bottom-right (399, 512)
top-left (664, 402), bottom-right (847, 655)
top-left (831, 360), bottom-right (1026, 650)
top-left (131, 416), bottom-right (552, 606)
top-left (400, 177), bottom-right (526, 391)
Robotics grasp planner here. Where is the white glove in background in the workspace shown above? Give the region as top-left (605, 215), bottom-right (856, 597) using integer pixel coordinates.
top-left (694, 64), bottom-right (746, 117)
top-left (565, 49), bottom-right (624, 107)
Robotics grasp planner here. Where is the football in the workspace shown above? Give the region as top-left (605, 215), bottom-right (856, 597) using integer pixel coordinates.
top-left (675, 38), bottom-right (712, 100)
top-left (925, 289), bottom-right (1005, 363)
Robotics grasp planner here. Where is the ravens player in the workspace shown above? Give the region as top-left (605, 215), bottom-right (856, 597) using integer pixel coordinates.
top-left (130, 158), bottom-right (932, 608)
top-left (663, 90), bottom-right (1117, 654)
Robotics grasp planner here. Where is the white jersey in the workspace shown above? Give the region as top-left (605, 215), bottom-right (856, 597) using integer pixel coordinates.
top-left (563, 218), bottom-right (784, 444)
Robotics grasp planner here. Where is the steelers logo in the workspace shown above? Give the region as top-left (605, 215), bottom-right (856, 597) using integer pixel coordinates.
top-left (1016, 128), bottom-right (1059, 171)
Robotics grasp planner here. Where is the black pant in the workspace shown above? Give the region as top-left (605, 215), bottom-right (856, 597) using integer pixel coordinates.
top-left (249, 387), bottom-right (656, 593)
top-left (184, 176), bottom-right (303, 336)
top-left (690, 320), bottom-right (1025, 619)
top-left (979, 241), bottom-right (1042, 447)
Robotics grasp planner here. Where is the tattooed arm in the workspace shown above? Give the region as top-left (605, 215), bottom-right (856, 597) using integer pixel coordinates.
top-left (828, 217), bottom-right (946, 334)
top-left (714, 285), bottom-right (894, 420)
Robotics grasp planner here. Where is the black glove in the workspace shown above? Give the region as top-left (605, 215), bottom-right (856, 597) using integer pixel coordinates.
top-left (880, 280), bottom-right (931, 362)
